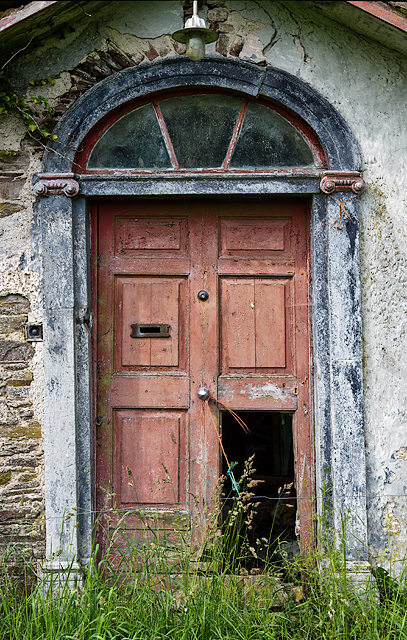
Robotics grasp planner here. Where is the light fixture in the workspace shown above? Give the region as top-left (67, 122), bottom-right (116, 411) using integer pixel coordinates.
top-left (172, 0), bottom-right (219, 62)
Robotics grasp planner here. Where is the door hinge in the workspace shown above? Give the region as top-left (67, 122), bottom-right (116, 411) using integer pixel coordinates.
top-left (76, 307), bottom-right (94, 331)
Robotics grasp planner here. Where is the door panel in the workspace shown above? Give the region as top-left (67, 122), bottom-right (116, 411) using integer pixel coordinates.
top-left (116, 218), bottom-right (188, 255)
top-left (221, 279), bottom-right (256, 369)
top-left (94, 198), bottom-right (312, 556)
top-left (219, 218), bottom-right (290, 255)
top-left (220, 278), bottom-right (289, 371)
top-left (217, 377), bottom-right (298, 410)
top-left (117, 277), bottom-right (185, 369)
top-left (109, 375), bottom-right (190, 408)
top-left (114, 409), bottom-right (185, 506)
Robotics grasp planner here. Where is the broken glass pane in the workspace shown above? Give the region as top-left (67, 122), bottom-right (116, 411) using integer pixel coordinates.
top-left (87, 103), bottom-right (172, 170)
top-left (159, 94), bottom-right (243, 168)
top-left (230, 101), bottom-right (315, 169)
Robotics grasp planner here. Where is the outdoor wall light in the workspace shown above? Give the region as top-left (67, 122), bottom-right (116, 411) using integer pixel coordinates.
top-left (172, 0), bottom-right (219, 61)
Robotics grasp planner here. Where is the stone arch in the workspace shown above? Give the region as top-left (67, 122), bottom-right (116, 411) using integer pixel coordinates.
top-left (42, 57), bottom-right (361, 173)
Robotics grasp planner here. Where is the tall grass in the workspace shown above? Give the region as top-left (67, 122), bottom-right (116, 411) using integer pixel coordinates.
top-left (1, 465), bottom-right (406, 640)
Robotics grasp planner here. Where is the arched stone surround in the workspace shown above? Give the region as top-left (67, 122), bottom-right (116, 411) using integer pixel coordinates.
top-left (34, 57), bottom-right (368, 577)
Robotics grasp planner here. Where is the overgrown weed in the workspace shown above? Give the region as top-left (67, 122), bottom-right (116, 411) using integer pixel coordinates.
top-left (1, 464), bottom-right (407, 639)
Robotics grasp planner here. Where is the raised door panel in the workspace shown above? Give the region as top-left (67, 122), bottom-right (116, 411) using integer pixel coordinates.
top-left (114, 410), bottom-right (185, 507)
top-left (115, 218), bottom-right (188, 256)
top-left (221, 279), bottom-right (256, 369)
top-left (219, 218), bottom-right (291, 257)
top-left (220, 277), bottom-right (292, 373)
top-left (116, 277), bottom-right (185, 370)
top-left (255, 280), bottom-right (286, 368)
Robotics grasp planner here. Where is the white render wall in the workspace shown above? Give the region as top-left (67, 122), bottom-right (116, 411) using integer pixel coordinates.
top-left (0, 0), bottom-right (406, 569)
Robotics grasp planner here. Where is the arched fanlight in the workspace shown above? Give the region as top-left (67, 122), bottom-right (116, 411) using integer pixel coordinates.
top-left (172, 1), bottom-right (218, 62)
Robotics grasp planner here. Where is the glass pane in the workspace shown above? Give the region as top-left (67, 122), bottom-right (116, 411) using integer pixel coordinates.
top-left (230, 101), bottom-right (315, 169)
top-left (87, 103), bottom-right (171, 169)
top-left (159, 94), bottom-right (243, 168)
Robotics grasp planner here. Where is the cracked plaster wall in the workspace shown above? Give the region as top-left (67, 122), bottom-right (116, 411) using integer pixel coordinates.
top-left (1, 0), bottom-right (406, 569)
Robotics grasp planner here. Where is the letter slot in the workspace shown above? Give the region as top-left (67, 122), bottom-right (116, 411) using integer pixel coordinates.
top-left (130, 323), bottom-right (170, 338)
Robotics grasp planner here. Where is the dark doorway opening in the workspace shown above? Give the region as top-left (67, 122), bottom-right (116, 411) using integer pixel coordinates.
top-left (221, 411), bottom-right (299, 567)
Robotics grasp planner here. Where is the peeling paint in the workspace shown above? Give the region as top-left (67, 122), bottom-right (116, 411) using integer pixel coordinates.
top-left (382, 502), bottom-right (402, 535)
top-left (240, 382), bottom-right (289, 402)
top-left (394, 447), bottom-right (407, 461)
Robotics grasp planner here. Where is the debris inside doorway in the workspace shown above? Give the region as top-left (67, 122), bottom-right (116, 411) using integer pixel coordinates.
top-left (221, 411), bottom-right (299, 572)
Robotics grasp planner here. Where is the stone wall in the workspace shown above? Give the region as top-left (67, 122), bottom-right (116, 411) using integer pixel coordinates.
top-left (0, 0), bottom-right (406, 571)
top-left (0, 294), bottom-right (44, 562)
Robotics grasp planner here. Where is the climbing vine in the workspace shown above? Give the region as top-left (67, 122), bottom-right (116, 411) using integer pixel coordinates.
top-left (0, 65), bottom-right (58, 144)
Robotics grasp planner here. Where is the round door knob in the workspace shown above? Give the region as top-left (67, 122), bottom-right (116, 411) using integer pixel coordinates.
top-left (198, 290), bottom-right (209, 301)
top-left (197, 387), bottom-right (210, 401)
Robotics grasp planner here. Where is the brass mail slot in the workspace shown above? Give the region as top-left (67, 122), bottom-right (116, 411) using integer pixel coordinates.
top-left (130, 323), bottom-right (170, 338)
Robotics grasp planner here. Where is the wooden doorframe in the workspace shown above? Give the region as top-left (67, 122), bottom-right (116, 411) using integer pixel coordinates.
top-left (35, 57), bottom-right (369, 579)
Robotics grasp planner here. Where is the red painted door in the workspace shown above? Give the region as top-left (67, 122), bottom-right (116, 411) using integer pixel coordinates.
top-left (94, 198), bottom-right (312, 559)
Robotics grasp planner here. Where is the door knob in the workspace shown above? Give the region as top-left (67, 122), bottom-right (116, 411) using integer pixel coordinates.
top-left (197, 290), bottom-right (209, 301)
top-left (197, 387), bottom-right (210, 400)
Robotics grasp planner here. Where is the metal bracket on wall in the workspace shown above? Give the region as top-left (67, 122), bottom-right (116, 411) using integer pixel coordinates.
top-left (320, 171), bottom-right (365, 194)
top-left (76, 308), bottom-right (94, 331)
top-left (25, 323), bottom-right (43, 342)
top-left (33, 173), bottom-right (80, 197)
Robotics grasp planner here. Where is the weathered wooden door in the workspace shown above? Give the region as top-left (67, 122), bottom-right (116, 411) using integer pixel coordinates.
top-left (94, 198), bottom-right (312, 557)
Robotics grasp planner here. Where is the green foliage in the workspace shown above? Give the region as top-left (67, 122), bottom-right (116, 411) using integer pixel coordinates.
top-left (0, 66), bottom-right (57, 141)
top-left (371, 566), bottom-right (406, 606)
top-left (0, 468), bottom-right (407, 639)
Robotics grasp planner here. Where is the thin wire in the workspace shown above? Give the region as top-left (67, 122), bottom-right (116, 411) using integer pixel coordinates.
top-left (25, 494), bottom-right (407, 522)
top-left (210, 396), bottom-right (250, 434)
top-left (329, 194), bottom-right (357, 229)
top-left (204, 398), bottom-right (230, 468)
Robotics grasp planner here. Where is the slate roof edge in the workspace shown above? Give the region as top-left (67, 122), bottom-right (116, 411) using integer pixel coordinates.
top-left (347, 0), bottom-right (407, 32)
top-left (0, 1), bottom-right (407, 43)
top-left (0, 1), bottom-right (57, 34)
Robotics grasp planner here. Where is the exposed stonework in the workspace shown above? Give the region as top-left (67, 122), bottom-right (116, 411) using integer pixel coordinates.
top-left (0, 294), bottom-right (44, 562)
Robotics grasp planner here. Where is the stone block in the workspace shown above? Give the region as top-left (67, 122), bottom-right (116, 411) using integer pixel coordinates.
top-left (7, 386), bottom-right (30, 399)
top-left (6, 371), bottom-right (33, 386)
top-left (144, 43), bottom-right (159, 61)
top-left (7, 400), bottom-right (31, 408)
top-left (0, 401), bottom-right (18, 426)
top-left (0, 423), bottom-right (41, 439)
top-left (0, 442), bottom-right (37, 456)
top-left (239, 34), bottom-right (266, 63)
top-left (0, 341), bottom-right (34, 363)
top-left (0, 172), bottom-right (25, 200)
top-left (0, 150), bottom-right (30, 172)
top-left (10, 458), bottom-right (38, 467)
top-left (0, 469), bottom-right (11, 485)
top-left (0, 509), bottom-right (20, 522)
top-left (0, 315), bottom-right (26, 336)
top-left (3, 363), bottom-right (27, 371)
top-left (207, 8), bottom-right (229, 23)
top-left (19, 472), bottom-right (38, 483)
top-left (0, 203), bottom-right (20, 218)
top-left (19, 409), bottom-right (34, 418)
top-left (0, 295), bottom-right (30, 316)
top-left (216, 33), bottom-right (229, 56)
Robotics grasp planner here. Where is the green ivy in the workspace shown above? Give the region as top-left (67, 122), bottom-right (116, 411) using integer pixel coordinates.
top-left (0, 66), bottom-right (58, 141)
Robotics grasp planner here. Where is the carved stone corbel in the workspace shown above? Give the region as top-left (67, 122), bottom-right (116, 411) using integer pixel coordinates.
top-left (33, 173), bottom-right (80, 197)
top-left (320, 171), bottom-right (365, 195)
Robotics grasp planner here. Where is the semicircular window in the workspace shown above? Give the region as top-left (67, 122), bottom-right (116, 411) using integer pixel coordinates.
top-left (87, 94), bottom-right (321, 171)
